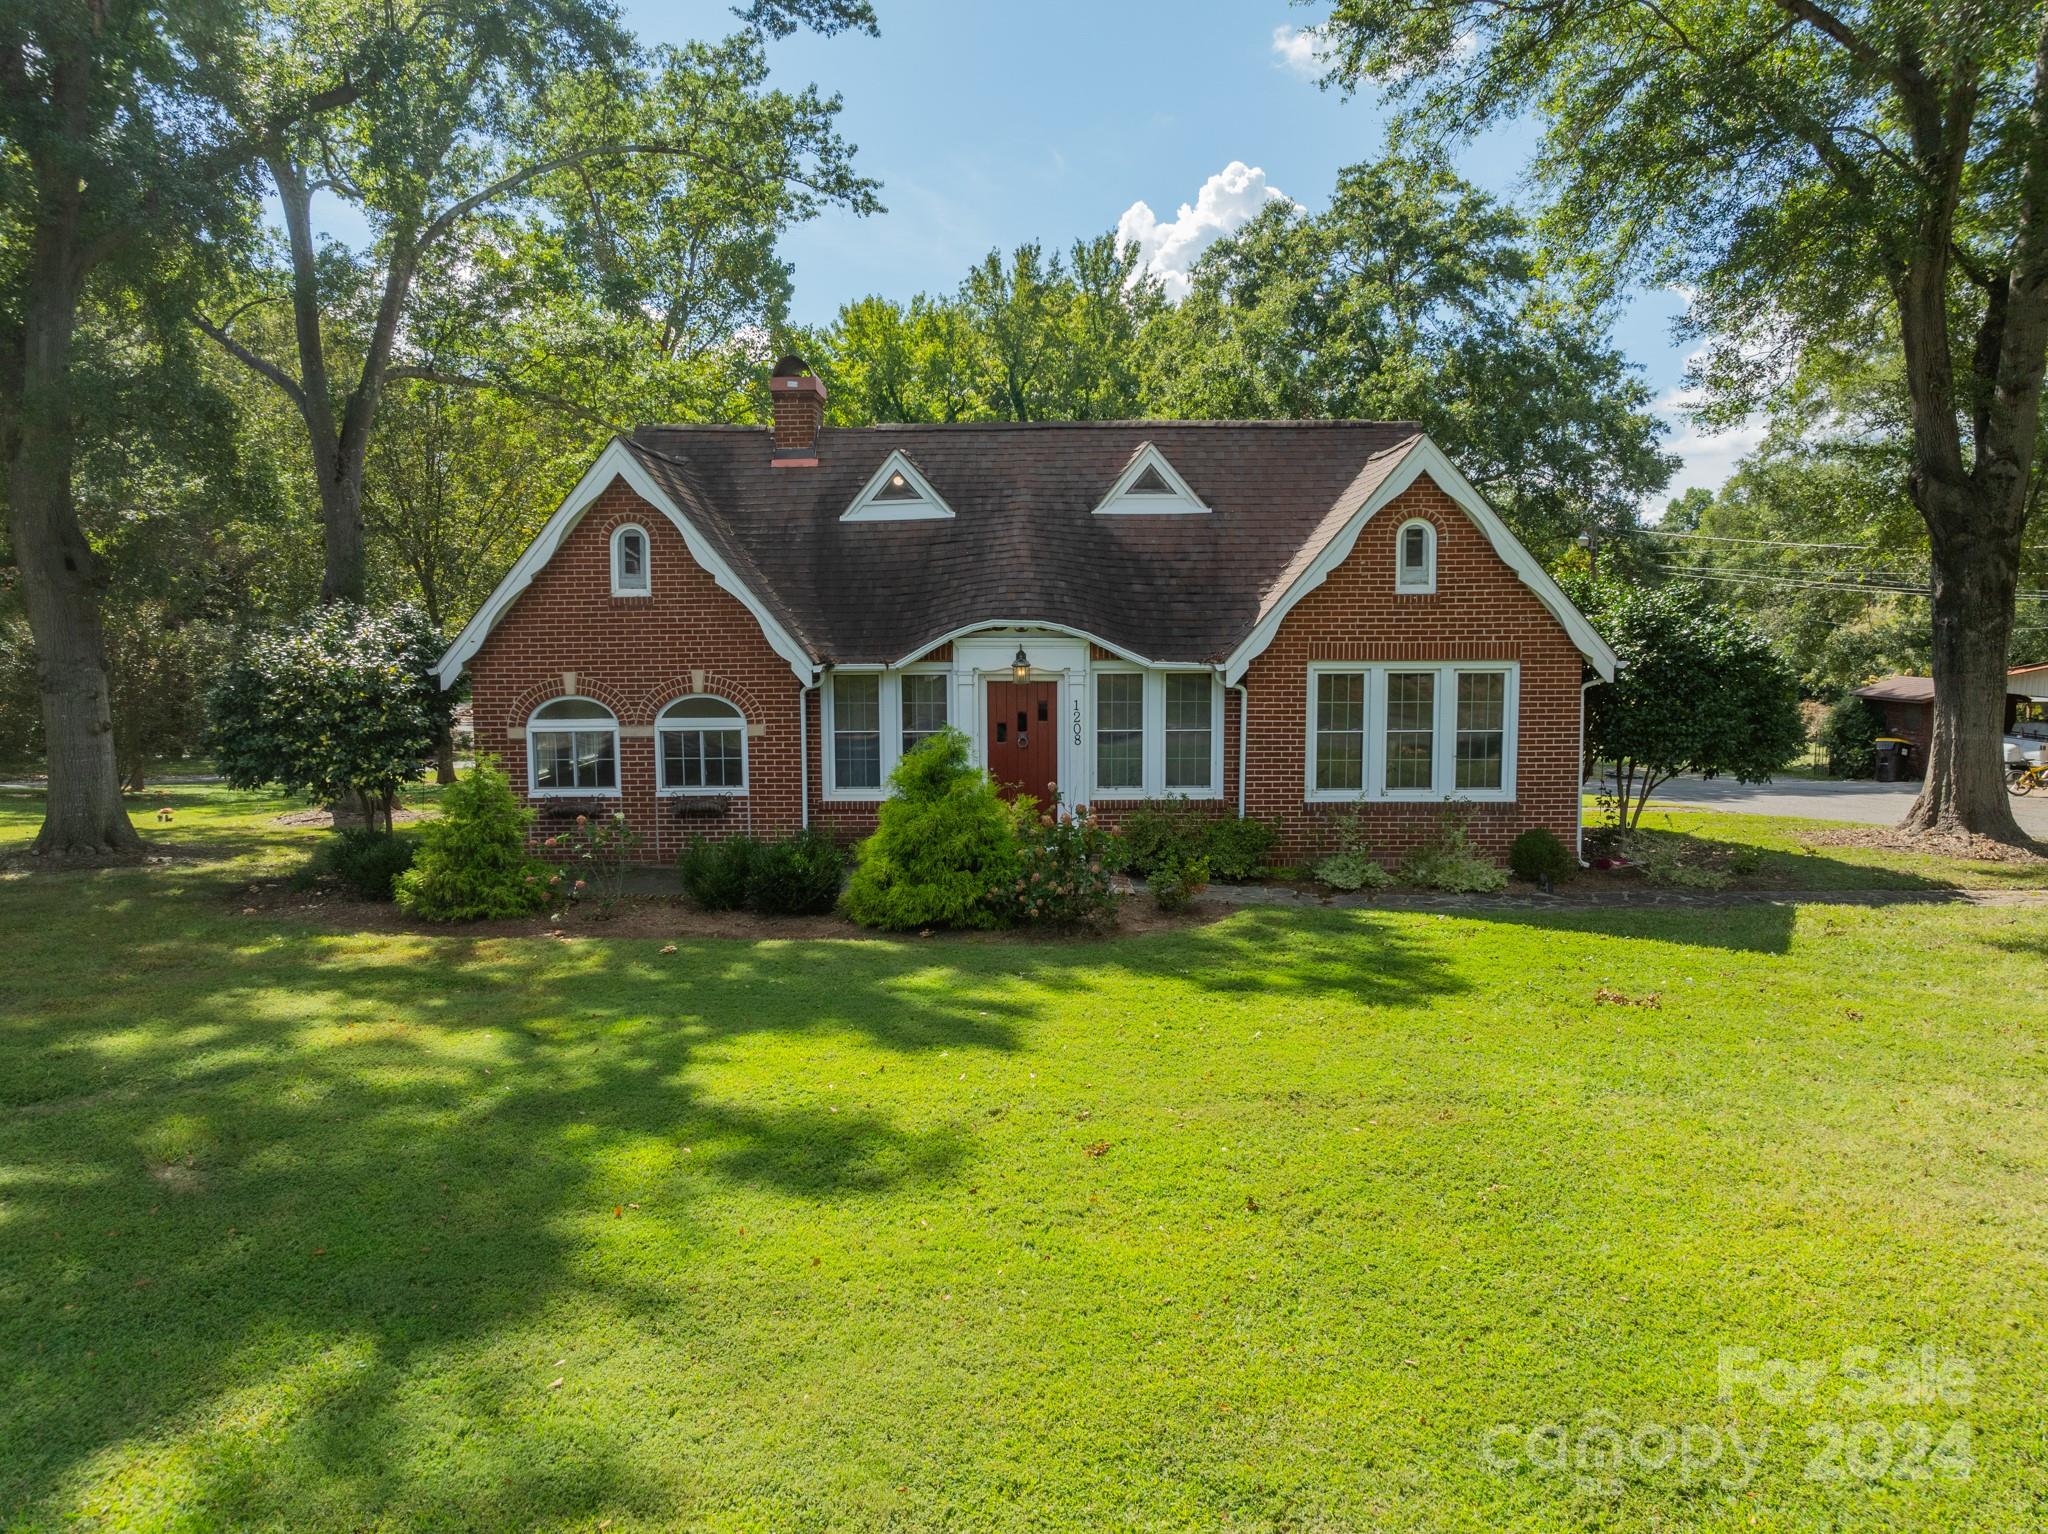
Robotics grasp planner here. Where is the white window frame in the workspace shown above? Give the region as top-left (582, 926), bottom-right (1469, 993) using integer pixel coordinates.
top-left (1395, 518), bottom-right (1436, 595)
top-left (656, 696), bottom-right (748, 796)
top-left (611, 522), bottom-right (651, 597)
top-left (1303, 661), bottom-right (1518, 804)
top-left (841, 450), bottom-right (955, 522)
top-left (823, 664), bottom-right (953, 800)
top-left (527, 697), bottom-right (622, 798)
top-left (1088, 665), bottom-right (1223, 800)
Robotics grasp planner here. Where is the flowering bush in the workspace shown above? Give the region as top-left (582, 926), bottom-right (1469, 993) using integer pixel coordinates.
top-left (394, 759), bottom-right (561, 921)
top-left (997, 796), bottom-right (1118, 928)
top-left (548, 811), bottom-right (642, 916)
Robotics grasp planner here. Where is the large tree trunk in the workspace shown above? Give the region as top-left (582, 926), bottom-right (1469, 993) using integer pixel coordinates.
top-left (4, 273), bottom-right (142, 858)
top-left (319, 456), bottom-right (368, 603)
top-left (1904, 508), bottom-right (2028, 841)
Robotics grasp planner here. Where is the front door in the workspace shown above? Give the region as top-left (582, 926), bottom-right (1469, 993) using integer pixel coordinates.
top-left (986, 680), bottom-right (1059, 802)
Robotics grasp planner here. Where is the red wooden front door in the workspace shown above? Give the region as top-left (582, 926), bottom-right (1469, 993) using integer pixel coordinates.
top-left (985, 680), bottom-right (1059, 802)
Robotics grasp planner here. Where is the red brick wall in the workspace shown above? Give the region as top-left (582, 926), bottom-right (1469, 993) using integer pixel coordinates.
top-left (468, 471), bottom-right (1590, 870)
top-left (467, 480), bottom-right (809, 864)
top-left (1238, 475), bottom-right (1586, 867)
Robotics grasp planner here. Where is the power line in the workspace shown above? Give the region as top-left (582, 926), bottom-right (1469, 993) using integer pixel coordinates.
top-left (1646, 527), bottom-right (2048, 555)
top-left (1651, 564), bottom-right (2048, 602)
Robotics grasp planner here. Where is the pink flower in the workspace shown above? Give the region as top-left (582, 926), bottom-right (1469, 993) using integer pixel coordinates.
top-left (575, 814), bottom-right (587, 826)
top-left (574, 878), bottom-right (587, 891)
top-left (543, 836), bottom-right (557, 847)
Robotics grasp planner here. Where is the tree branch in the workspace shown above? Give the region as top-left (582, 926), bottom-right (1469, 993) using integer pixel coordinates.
top-left (193, 314), bottom-right (307, 412)
top-left (383, 364), bottom-right (632, 435)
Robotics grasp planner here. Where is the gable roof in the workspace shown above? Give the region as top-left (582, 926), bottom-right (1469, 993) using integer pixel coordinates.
top-left (437, 421), bottom-right (1616, 686)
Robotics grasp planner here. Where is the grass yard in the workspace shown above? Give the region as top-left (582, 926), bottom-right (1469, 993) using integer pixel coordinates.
top-left (3, 787), bottom-right (2046, 1531)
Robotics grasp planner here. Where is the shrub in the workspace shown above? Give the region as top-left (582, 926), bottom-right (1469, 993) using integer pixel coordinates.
top-left (1201, 816), bottom-right (1278, 881)
top-left (1507, 826), bottom-right (1574, 885)
top-left (206, 603), bottom-right (451, 831)
top-left (842, 729), bottom-right (1021, 930)
top-left (1105, 800), bottom-right (1204, 876)
top-left (745, 830), bottom-right (846, 916)
top-left (547, 812), bottom-right (643, 914)
top-left (307, 826), bottom-right (419, 900)
top-left (1002, 798), bottom-right (1118, 928)
top-left (1819, 691), bottom-right (1886, 778)
top-left (1147, 851), bottom-right (1210, 913)
top-left (393, 760), bottom-right (560, 921)
top-left (1402, 803), bottom-right (1508, 893)
top-left (680, 835), bottom-right (761, 911)
top-left (1619, 830), bottom-right (1733, 889)
top-left (1314, 810), bottom-right (1394, 892)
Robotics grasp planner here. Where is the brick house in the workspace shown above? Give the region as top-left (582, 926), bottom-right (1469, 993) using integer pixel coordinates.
top-left (437, 357), bottom-right (1616, 868)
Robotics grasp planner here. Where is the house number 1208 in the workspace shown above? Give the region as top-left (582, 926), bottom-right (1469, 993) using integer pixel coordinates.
top-left (1071, 698), bottom-right (1082, 745)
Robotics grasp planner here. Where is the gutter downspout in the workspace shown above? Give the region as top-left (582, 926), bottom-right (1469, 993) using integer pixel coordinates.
top-left (1578, 674), bottom-right (1597, 866)
top-left (800, 676), bottom-right (819, 830)
top-left (1232, 681), bottom-right (1249, 819)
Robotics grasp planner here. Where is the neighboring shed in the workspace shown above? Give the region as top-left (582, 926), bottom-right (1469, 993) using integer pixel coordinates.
top-left (1850, 674), bottom-right (2027, 774)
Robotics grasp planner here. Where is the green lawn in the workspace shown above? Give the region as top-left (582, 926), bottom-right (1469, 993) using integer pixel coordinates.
top-left (1588, 801), bottom-right (2048, 891)
top-left (3, 787), bottom-right (2045, 1531)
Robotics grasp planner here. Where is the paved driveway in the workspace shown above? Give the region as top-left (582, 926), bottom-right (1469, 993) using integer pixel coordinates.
top-left (1632, 772), bottom-right (2048, 838)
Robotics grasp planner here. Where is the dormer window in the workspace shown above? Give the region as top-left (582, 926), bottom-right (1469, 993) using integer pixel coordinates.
top-left (842, 450), bottom-right (954, 521)
top-left (1396, 518), bottom-right (1436, 593)
top-left (611, 523), bottom-right (650, 596)
top-left (1094, 443), bottom-right (1208, 514)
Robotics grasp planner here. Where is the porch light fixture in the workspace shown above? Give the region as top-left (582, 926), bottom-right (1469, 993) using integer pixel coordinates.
top-left (1011, 647), bottom-right (1031, 682)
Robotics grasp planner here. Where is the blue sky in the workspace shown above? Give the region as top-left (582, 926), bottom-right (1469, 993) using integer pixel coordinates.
top-left (629, 1), bottom-right (1746, 510)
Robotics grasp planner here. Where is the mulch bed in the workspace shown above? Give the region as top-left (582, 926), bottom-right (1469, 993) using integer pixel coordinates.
top-left (1797, 824), bottom-right (2048, 864)
top-left (232, 880), bottom-right (1224, 943)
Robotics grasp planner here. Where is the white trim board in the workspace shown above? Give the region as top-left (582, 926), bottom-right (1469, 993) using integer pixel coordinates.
top-left (1092, 442), bottom-right (1209, 515)
top-left (434, 439), bottom-right (815, 688)
top-left (1220, 435), bottom-right (1618, 684)
top-left (841, 449), bottom-right (955, 521)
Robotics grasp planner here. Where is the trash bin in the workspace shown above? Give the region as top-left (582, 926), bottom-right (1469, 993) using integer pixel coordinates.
top-left (1873, 736), bottom-right (1912, 782)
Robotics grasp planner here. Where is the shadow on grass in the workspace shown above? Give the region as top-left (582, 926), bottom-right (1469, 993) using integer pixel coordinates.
top-left (0, 867), bottom-right (1469, 1526)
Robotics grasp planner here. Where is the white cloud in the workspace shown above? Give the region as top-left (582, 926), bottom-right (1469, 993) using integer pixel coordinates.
top-left (1271, 23), bottom-right (1325, 79)
top-left (1646, 351), bottom-right (1768, 515)
top-left (1116, 162), bottom-right (1297, 302)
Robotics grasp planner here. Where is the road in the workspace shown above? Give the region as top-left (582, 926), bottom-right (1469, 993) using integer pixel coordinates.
top-left (1636, 772), bottom-right (2048, 838)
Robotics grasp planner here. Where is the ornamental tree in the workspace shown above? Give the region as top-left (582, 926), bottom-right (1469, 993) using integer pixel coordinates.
top-left (205, 604), bottom-right (449, 831)
top-left (1582, 584), bottom-right (1807, 829)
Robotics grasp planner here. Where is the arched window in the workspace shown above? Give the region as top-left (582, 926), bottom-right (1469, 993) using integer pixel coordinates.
top-left (611, 523), bottom-right (650, 596)
top-left (657, 696), bottom-right (747, 793)
top-left (1395, 518), bottom-right (1436, 593)
top-left (528, 698), bottom-right (619, 794)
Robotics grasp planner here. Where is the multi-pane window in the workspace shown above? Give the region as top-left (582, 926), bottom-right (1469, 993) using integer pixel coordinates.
top-left (658, 697), bottom-right (745, 792)
top-left (612, 525), bottom-right (649, 594)
top-left (1164, 674), bottom-right (1214, 790)
top-left (832, 674), bottom-right (882, 790)
top-left (1384, 672), bottom-right (1437, 791)
top-left (529, 698), bottom-right (618, 793)
top-left (1095, 673), bottom-right (1144, 791)
top-left (1314, 672), bottom-right (1366, 793)
top-left (900, 673), bottom-right (949, 755)
top-left (1455, 671), bottom-right (1507, 791)
top-left (1307, 665), bottom-right (1514, 800)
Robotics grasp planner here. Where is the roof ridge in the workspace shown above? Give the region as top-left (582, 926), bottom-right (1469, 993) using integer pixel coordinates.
top-left (630, 418), bottom-right (1425, 435)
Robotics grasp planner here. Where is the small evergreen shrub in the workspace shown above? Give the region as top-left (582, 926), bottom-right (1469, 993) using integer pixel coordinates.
top-left (1146, 851), bottom-right (1210, 913)
top-left (1507, 827), bottom-right (1574, 885)
top-left (308, 826), bottom-right (419, 900)
top-left (1201, 816), bottom-right (1278, 881)
top-left (1401, 803), bottom-right (1508, 893)
top-left (680, 835), bottom-right (762, 911)
top-left (842, 729), bottom-right (1022, 930)
top-left (1001, 798), bottom-right (1118, 928)
top-left (1314, 811), bottom-right (1394, 892)
top-left (393, 760), bottom-right (560, 921)
top-left (745, 830), bottom-right (846, 916)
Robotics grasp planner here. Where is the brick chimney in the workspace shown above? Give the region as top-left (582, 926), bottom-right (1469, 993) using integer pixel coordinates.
top-left (770, 354), bottom-right (825, 466)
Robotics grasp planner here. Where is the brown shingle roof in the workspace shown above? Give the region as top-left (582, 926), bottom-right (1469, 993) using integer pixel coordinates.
top-left (622, 421), bottom-right (1424, 664)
